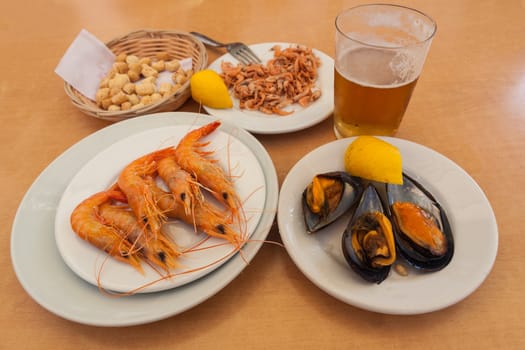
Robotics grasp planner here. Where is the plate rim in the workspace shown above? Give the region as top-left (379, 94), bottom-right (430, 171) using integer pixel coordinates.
top-left (204, 42), bottom-right (334, 134)
top-left (277, 137), bottom-right (499, 315)
top-left (10, 112), bottom-right (279, 326)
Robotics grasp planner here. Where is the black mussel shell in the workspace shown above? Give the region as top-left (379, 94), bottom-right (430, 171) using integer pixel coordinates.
top-left (342, 184), bottom-right (396, 284)
top-left (302, 171), bottom-right (362, 233)
top-left (386, 174), bottom-right (454, 271)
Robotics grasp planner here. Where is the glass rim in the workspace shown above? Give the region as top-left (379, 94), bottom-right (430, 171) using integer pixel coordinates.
top-left (335, 3), bottom-right (437, 50)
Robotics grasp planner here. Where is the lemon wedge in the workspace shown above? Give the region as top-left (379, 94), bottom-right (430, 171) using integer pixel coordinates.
top-left (190, 69), bottom-right (233, 109)
top-left (344, 136), bottom-right (403, 184)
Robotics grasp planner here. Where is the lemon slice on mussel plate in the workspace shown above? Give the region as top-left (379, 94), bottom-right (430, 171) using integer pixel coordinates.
top-left (344, 136), bottom-right (403, 185)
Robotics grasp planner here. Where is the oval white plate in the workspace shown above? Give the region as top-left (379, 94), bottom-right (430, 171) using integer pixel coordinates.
top-left (55, 124), bottom-right (266, 293)
top-left (11, 112), bottom-right (279, 326)
top-left (277, 137), bottom-right (498, 315)
top-left (205, 42), bottom-right (334, 134)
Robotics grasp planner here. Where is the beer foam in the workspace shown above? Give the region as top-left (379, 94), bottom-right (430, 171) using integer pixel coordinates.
top-left (389, 51), bottom-right (418, 83)
top-left (365, 10), bottom-right (435, 43)
top-left (337, 47), bottom-right (419, 88)
top-left (347, 32), bottom-right (401, 48)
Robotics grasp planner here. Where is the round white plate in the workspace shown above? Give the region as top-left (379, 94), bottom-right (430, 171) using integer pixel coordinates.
top-left (55, 124), bottom-right (266, 293)
top-left (205, 42), bottom-right (334, 134)
top-left (277, 137), bottom-right (498, 315)
top-left (10, 112), bottom-right (279, 326)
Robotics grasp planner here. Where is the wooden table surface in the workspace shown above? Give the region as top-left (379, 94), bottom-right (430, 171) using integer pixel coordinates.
top-left (2, 0), bottom-right (524, 348)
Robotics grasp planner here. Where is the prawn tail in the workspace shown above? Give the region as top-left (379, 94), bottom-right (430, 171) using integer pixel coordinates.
top-left (175, 121), bottom-right (221, 154)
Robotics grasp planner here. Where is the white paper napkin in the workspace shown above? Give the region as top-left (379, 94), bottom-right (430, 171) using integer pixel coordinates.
top-left (55, 29), bottom-right (115, 100)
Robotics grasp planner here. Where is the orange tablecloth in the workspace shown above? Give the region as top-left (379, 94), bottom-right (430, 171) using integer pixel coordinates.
top-left (2, 0), bottom-right (524, 348)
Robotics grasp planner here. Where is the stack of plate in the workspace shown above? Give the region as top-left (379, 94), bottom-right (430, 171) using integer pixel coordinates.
top-left (11, 112), bottom-right (279, 326)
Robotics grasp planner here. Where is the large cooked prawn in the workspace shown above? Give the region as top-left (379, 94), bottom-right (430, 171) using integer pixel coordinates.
top-left (69, 123), bottom-right (257, 294)
top-left (173, 121), bottom-right (243, 224)
top-left (99, 201), bottom-right (180, 271)
top-left (148, 179), bottom-right (243, 245)
top-left (117, 147), bottom-right (175, 236)
top-left (157, 155), bottom-right (202, 217)
top-left (70, 190), bottom-right (143, 272)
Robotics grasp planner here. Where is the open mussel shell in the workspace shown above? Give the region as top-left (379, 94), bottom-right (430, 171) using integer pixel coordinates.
top-left (342, 184), bottom-right (396, 284)
top-left (302, 171), bottom-right (362, 233)
top-left (386, 174), bottom-right (454, 271)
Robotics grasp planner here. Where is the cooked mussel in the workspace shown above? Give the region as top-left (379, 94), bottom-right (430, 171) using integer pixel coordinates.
top-left (302, 171), bottom-right (362, 233)
top-left (386, 174), bottom-right (454, 271)
top-left (342, 184), bottom-right (396, 284)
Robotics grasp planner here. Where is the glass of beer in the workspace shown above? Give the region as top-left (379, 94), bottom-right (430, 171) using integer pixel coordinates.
top-left (334, 4), bottom-right (436, 138)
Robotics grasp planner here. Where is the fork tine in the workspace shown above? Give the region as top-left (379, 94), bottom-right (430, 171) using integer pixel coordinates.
top-left (240, 46), bottom-right (262, 63)
top-left (227, 42), bottom-right (262, 65)
top-left (235, 50), bottom-right (257, 65)
top-left (232, 52), bottom-right (250, 65)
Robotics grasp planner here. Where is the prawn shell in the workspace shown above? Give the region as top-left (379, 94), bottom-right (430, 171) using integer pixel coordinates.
top-left (301, 171), bottom-right (362, 233)
top-left (386, 174), bottom-right (454, 271)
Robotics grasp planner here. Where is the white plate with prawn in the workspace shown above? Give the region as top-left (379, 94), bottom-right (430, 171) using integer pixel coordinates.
top-left (55, 119), bottom-right (268, 293)
top-left (277, 137), bottom-right (498, 315)
top-left (205, 42), bottom-right (334, 134)
top-left (11, 112), bottom-right (279, 326)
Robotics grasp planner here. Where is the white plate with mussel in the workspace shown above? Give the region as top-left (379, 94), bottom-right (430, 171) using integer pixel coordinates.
top-left (277, 137), bottom-right (498, 315)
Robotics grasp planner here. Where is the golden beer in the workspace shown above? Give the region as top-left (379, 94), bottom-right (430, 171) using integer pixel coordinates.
top-left (334, 47), bottom-right (419, 138)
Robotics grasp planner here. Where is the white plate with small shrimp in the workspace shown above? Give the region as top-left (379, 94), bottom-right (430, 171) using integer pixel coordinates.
top-left (277, 137), bottom-right (498, 315)
top-left (54, 118), bottom-right (268, 294)
top-left (205, 42), bottom-right (334, 134)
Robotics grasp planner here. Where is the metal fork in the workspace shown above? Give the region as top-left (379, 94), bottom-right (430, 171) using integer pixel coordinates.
top-left (190, 32), bottom-right (262, 65)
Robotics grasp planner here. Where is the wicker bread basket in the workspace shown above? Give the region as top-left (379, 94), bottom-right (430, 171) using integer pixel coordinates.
top-left (64, 30), bottom-right (208, 122)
